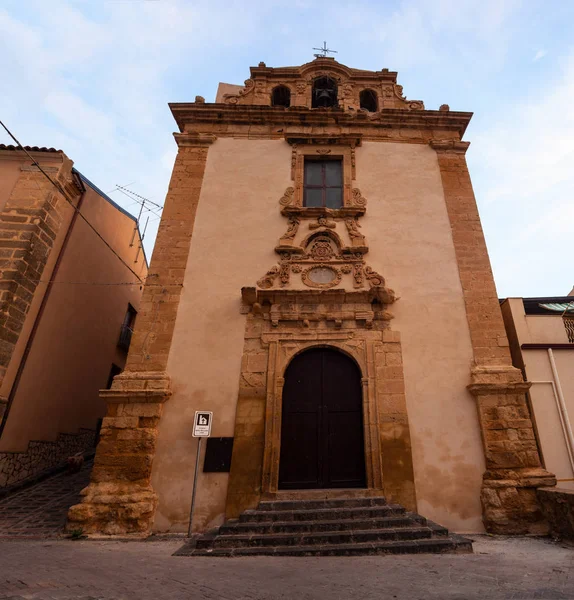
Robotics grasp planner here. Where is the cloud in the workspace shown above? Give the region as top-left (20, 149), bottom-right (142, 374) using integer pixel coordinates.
top-left (0, 0), bottom-right (572, 297)
top-left (469, 51), bottom-right (574, 295)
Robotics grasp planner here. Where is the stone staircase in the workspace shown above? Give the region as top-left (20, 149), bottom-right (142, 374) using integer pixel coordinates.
top-left (175, 496), bottom-right (473, 557)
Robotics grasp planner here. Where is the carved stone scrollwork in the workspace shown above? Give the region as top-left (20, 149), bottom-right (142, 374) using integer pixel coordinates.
top-left (279, 187), bottom-right (295, 206)
top-left (341, 264), bottom-right (352, 274)
top-left (309, 237), bottom-right (336, 262)
top-left (257, 265), bottom-right (280, 289)
top-left (279, 262), bottom-right (290, 285)
top-left (290, 145), bottom-right (297, 180)
top-left (345, 217), bottom-right (364, 242)
top-left (309, 215), bottom-right (336, 230)
top-left (280, 216), bottom-right (300, 241)
top-left (353, 264), bottom-right (364, 289)
top-left (394, 84), bottom-right (406, 100)
top-left (351, 188), bottom-right (367, 207)
top-left (408, 101), bottom-right (424, 110)
top-left (296, 82), bottom-right (307, 94)
top-left (364, 266), bottom-right (385, 287)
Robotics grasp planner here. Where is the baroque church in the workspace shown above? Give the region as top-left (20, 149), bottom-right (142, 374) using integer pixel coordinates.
top-left (67, 57), bottom-right (556, 551)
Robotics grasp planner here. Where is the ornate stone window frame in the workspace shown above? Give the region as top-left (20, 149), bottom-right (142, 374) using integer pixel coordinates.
top-left (285, 135), bottom-right (364, 218)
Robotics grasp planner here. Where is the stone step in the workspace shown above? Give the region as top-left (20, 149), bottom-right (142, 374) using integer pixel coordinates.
top-left (257, 497), bottom-right (388, 512)
top-left (220, 514), bottom-right (426, 536)
top-left (239, 504), bottom-right (406, 523)
top-left (178, 536), bottom-right (473, 557)
top-left (197, 526), bottom-right (435, 550)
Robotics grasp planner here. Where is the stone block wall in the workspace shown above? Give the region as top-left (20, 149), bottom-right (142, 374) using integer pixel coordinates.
top-left (0, 428), bottom-right (96, 488)
top-left (538, 487), bottom-right (574, 541)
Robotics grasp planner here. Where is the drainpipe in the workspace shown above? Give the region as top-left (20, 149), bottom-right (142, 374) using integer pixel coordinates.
top-left (0, 173), bottom-right (86, 438)
top-left (529, 348), bottom-right (574, 476)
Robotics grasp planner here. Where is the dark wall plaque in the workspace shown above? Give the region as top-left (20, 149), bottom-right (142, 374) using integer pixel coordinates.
top-left (203, 437), bottom-right (234, 473)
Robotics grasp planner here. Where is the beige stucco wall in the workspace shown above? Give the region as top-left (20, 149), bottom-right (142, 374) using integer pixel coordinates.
top-left (0, 184), bottom-right (147, 450)
top-left (152, 138), bottom-right (290, 532)
top-left (152, 138), bottom-right (484, 534)
top-left (358, 141), bottom-right (484, 532)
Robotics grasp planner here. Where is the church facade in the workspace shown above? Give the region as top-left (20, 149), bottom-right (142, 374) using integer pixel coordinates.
top-left (68, 58), bottom-right (556, 538)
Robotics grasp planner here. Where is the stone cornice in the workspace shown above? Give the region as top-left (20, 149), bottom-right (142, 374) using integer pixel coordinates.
top-left (169, 104), bottom-right (473, 138)
top-left (100, 371), bottom-right (172, 404)
top-left (285, 134), bottom-right (362, 146)
top-left (173, 132), bottom-right (217, 147)
top-left (430, 139), bottom-right (470, 154)
top-left (241, 286), bottom-right (396, 307)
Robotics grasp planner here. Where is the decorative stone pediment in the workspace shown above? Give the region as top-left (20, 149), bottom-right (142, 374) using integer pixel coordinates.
top-left (220, 57), bottom-right (425, 112)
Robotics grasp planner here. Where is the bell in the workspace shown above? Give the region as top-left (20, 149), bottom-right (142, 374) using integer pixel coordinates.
top-left (315, 89), bottom-right (334, 107)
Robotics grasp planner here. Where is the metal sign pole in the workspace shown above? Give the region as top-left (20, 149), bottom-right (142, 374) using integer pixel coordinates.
top-left (187, 436), bottom-right (202, 538)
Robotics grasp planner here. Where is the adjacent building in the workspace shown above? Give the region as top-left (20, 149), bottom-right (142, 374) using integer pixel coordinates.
top-left (68, 57), bottom-right (557, 540)
top-left (501, 294), bottom-right (574, 491)
top-left (0, 144), bottom-right (147, 490)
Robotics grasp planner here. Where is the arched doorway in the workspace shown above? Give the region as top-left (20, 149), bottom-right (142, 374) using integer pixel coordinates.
top-left (278, 347), bottom-right (366, 489)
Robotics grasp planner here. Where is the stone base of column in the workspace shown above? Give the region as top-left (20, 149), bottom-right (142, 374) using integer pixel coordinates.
top-left (66, 483), bottom-right (158, 536)
top-left (482, 468), bottom-right (556, 534)
top-left (468, 365), bottom-right (557, 534)
top-left (66, 371), bottom-right (171, 537)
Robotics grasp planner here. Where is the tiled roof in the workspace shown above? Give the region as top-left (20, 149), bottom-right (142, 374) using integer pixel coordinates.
top-left (0, 144), bottom-right (62, 153)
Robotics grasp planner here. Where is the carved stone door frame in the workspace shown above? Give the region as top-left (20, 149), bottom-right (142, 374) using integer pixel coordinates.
top-left (260, 334), bottom-right (385, 496)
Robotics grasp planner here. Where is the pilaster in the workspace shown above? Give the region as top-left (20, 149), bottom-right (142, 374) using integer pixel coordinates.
top-left (67, 135), bottom-right (213, 536)
top-left (432, 139), bottom-right (556, 533)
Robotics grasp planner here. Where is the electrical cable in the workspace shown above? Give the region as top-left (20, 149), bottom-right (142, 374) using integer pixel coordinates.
top-left (0, 120), bottom-right (145, 284)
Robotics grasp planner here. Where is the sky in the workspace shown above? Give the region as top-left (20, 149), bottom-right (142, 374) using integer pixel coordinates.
top-left (1, 0), bottom-right (573, 297)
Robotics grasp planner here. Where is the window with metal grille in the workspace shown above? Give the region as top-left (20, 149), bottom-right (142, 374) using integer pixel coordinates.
top-left (564, 316), bottom-right (574, 343)
top-left (118, 304), bottom-right (137, 352)
top-left (303, 160), bottom-right (343, 208)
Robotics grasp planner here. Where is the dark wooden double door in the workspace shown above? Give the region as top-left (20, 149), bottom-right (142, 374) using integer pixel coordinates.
top-left (278, 348), bottom-right (366, 489)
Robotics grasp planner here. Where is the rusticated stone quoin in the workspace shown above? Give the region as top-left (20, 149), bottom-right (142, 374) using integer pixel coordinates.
top-left (0, 155), bottom-right (81, 389)
top-left (67, 138), bottom-right (212, 536)
top-left (433, 140), bottom-right (556, 534)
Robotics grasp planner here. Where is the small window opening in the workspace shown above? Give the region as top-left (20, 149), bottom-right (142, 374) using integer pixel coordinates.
top-left (304, 160), bottom-right (343, 208)
top-left (118, 304), bottom-right (137, 352)
top-left (360, 89), bottom-right (378, 112)
top-left (312, 77), bottom-right (338, 108)
top-left (271, 85), bottom-right (291, 107)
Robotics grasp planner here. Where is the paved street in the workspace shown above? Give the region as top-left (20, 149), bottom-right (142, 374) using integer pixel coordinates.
top-left (0, 535), bottom-right (572, 599)
top-left (0, 461), bottom-right (92, 538)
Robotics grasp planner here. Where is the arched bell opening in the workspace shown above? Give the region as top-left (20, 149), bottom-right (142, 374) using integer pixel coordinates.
top-left (271, 85), bottom-right (291, 108)
top-left (359, 89), bottom-right (378, 112)
top-left (312, 77), bottom-right (338, 108)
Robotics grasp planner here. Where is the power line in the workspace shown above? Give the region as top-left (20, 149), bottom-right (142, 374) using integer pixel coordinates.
top-left (25, 279), bottom-right (182, 287)
top-left (0, 120), bottom-right (144, 285)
